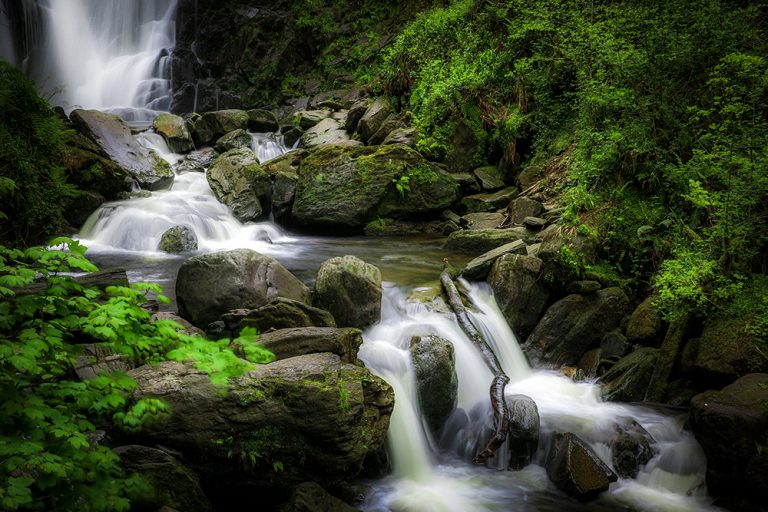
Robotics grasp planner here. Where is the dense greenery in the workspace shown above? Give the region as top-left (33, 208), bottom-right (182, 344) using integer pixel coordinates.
top-left (375, 0), bottom-right (768, 326)
top-left (0, 61), bottom-right (75, 246)
top-left (0, 239), bottom-right (273, 511)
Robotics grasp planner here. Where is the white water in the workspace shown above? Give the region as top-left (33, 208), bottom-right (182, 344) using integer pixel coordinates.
top-left (2, 0), bottom-right (176, 122)
top-left (359, 283), bottom-right (718, 512)
top-left (77, 132), bottom-right (297, 258)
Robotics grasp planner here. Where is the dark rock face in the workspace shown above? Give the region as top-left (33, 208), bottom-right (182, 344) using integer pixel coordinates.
top-left (626, 297), bottom-right (663, 344)
top-left (313, 256), bottom-right (382, 329)
top-left (507, 197), bottom-right (543, 225)
top-left (460, 187), bottom-right (519, 213)
top-left (525, 287), bottom-right (630, 366)
top-left (487, 254), bottom-right (549, 340)
top-left (506, 394), bottom-right (539, 470)
top-left (113, 445), bottom-right (211, 512)
top-left (358, 97), bottom-right (393, 143)
top-left (224, 297), bottom-right (336, 332)
top-left (69, 109), bottom-right (173, 190)
top-left (281, 482), bottom-right (358, 512)
top-left (600, 348), bottom-right (659, 402)
top-left (176, 249), bottom-right (310, 328)
top-left (254, 327), bottom-right (362, 363)
top-left (159, 225), bottom-right (198, 253)
top-left (461, 240), bottom-right (527, 281)
top-left (545, 432), bottom-right (618, 501)
top-left (610, 421), bottom-right (655, 478)
top-left (690, 373), bottom-right (768, 506)
top-left (410, 335), bottom-right (458, 436)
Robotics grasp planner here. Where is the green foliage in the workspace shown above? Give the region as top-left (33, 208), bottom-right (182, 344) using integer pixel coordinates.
top-left (0, 61), bottom-right (75, 246)
top-left (0, 239), bottom-right (272, 510)
top-left (391, 174), bottom-right (411, 198)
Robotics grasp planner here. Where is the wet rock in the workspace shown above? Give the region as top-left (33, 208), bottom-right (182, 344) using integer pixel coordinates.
top-left (254, 327), bottom-right (362, 364)
top-left (207, 148), bottom-right (271, 222)
top-left (113, 445), bottom-right (211, 512)
top-left (176, 249), bottom-right (310, 328)
top-left (61, 133), bottom-right (134, 198)
top-left (545, 432), bottom-right (617, 500)
top-left (488, 254), bottom-right (549, 340)
top-left (410, 335), bottom-right (458, 436)
top-left (626, 297), bottom-right (663, 344)
top-left (214, 128), bottom-right (252, 152)
top-left (70, 109), bottom-right (173, 190)
top-left (523, 216), bottom-right (547, 230)
top-left (473, 166), bottom-right (505, 191)
top-left (190, 109), bottom-right (249, 147)
top-left (159, 225), bottom-right (198, 253)
top-left (153, 113), bottom-right (194, 153)
top-left (280, 482), bottom-right (358, 512)
top-left (444, 121), bottom-right (478, 173)
top-left (128, 354), bottom-right (394, 495)
top-left (690, 373), bottom-right (768, 505)
top-left (506, 395), bottom-right (539, 470)
top-left (358, 97), bottom-right (392, 143)
top-left (382, 127), bottom-right (417, 147)
top-left (567, 280), bottom-right (601, 294)
top-left (293, 110), bottom-right (331, 130)
top-left (443, 227), bottom-right (536, 254)
top-left (577, 349), bottom-right (603, 380)
top-left (247, 109), bottom-right (279, 132)
top-left (507, 197), bottom-right (543, 225)
top-left (525, 287), bottom-right (630, 366)
top-left (460, 187), bottom-right (519, 213)
top-left (600, 331), bottom-right (629, 359)
top-left (64, 190), bottom-right (104, 227)
top-left (300, 118), bottom-right (361, 148)
top-left (313, 255), bottom-right (382, 329)
top-left (73, 343), bottom-right (132, 381)
top-left (461, 240), bottom-right (528, 280)
top-left (460, 212), bottom-right (505, 230)
top-left (610, 420), bottom-right (654, 479)
top-left (177, 147), bottom-right (217, 173)
top-left (600, 348), bottom-right (659, 402)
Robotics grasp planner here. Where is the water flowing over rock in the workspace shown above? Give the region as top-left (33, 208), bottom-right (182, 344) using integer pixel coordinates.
top-left (176, 249), bottom-right (310, 328)
top-left (159, 225), bottom-right (198, 253)
top-left (313, 255), bottom-right (382, 329)
top-left (70, 109), bottom-right (173, 190)
top-left (610, 420), bottom-right (655, 479)
top-left (506, 395), bottom-right (539, 470)
top-left (487, 254), bottom-right (550, 340)
top-left (153, 113), bottom-right (194, 153)
top-left (128, 355), bottom-right (393, 501)
top-left (545, 432), bottom-right (618, 500)
top-left (410, 335), bottom-right (458, 436)
top-left (206, 148), bottom-right (270, 222)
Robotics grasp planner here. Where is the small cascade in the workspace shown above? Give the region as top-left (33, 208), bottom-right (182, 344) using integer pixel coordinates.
top-left (1, 0), bottom-right (177, 123)
top-left (77, 132), bottom-right (295, 256)
top-left (359, 284), bottom-right (718, 512)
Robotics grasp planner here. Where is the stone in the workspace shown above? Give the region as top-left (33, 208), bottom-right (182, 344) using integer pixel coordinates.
top-left (443, 228), bottom-right (536, 254)
top-left (344, 100), bottom-right (368, 133)
top-left (567, 280), bottom-right (601, 294)
top-left (282, 127), bottom-right (303, 148)
top-left (291, 145), bottom-right (458, 230)
top-left (128, 354), bottom-right (394, 495)
top-left (247, 109), bottom-right (279, 132)
top-left (73, 343), bottom-right (132, 381)
top-left (64, 190), bottom-right (104, 227)
top-left (150, 311), bottom-right (205, 337)
top-left (645, 320), bottom-right (688, 402)
top-left (70, 109), bottom-right (173, 190)
top-left (176, 249), bottom-right (310, 328)
top-left (410, 335), bottom-right (458, 436)
top-left (113, 445), bottom-right (211, 512)
top-left (488, 254), bottom-right (549, 340)
top-left (159, 225), bottom-right (198, 253)
top-left (368, 114), bottom-right (404, 146)
top-left (578, 349), bottom-right (603, 379)
top-left (207, 147), bottom-right (270, 222)
top-left (610, 421), bottom-right (654, 479)
top-left (506, 394), bottom-right (540, 470)
top-left (382, 127), bottom-right (417, 147)
top-left (60, 133), bottom-right (134, 199)
top-left (177, 147), bottom-right (217, 173)
top-left (460, 187), bottom-right (519, 213)
top-left (300, 118), bottom-right (361, 148)
top-left (507, 197), bottom-right (544, 225)
top-left (281, 482), bottom-right (358, 512)
top-left (461, 240), bottom-right (528, 280)
top-left (224, 298), bottom-right (336, 332)
top-left (525, 287), bottom-right (630, 366)
top-left (358, 97), bottom-right (392, 142)
top-left (600, 331), bottom-right (629, 359)
top-left (473, 166), bottom-right (505, 191)
top-left (690, 374), bottom-right (768, 504)
top-left (293, 110), bottom-right (331, 130)
top-left (451, 172), bottom-right (482, 194)
top-left (600, 348), bottom-right (659, 402)
top-left (190, 109), bottom-right (250, 147)
top-left (545, 432), bottom-right (617, 500)
top-left (460, 212), bottom-right (506, 230)
top-left (523, 216), bottom-right (547, 230)
top-left (214, 128), bottom-right (252, 152)
top-left (313, 256), bottom-right (382, 329)
top-left (626, 297), bottom-right (663, 344)
top-left (444, 121), bottom-right (478, 173)
top-left (153, 113), bottom-right (195, 153)
top-left (254, 327), bottom-right (362, 364)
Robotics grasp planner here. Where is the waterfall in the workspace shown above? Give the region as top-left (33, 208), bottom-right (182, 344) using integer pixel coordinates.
top-left (359, 284), bottom-right (718, 512)
top-left (1, 0), bottom-right (176, 122)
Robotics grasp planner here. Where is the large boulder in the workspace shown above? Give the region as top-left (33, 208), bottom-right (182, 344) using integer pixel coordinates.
top-left (600, 348), bottom-right (659, 402)
top-left (443, 228), bottom-right (535, 254)
top-left (291, 145), bottom-right (458, 230)
top-left (473, 166), bottom-right (505, 191)
top-left (410, 335), bottom-right (458, 436)
top-left (153, 113), bottom-right (194, 153)
top-left (247, 109), bottom-right (279, 132)
top-left (224, 298), bottom-right (336, 332)
top-left (207, 148), bottom-right (271, 222)
top-left (507, 197), bottom-right (543, 225)
top-left (460, 212), bottom-right (506, 230)
top-left (60, 133), bottom-right (133, 199)
top-left (506, 394), bottom-right (540, 470)
top-left (313, 256), bottom-right (382, 329)
top-left (128, 354), bottom-right (394, 495)
top-left (189, 109), bottom-right (249, 147)
top-left (487, 254), bottom-right (550, 340)
top-left (525, 287), bottom-right (630, 366)
top-left (113, 445), bottom-right (211, 512)
top-left (625, 297), bottom-right (663, 344)
top-left (690, 374), bottom-right (768, 506)
top-left (459, 187), bottom-right (519, 213)
top-left (461, 240), bottom-right (527, 281)
top-left (159, 225), bottom-right (198, 253)
top-left (70, 109), bottom-right (173, 190)
top-left (545, 432), bottom-right (618, 501)
top-left (357, 98), bottom-right (392, 143)
top-left (254, 327), bottom-right (362, 364)
top-left (261, 150), bottom-right (305, 221)
top-left (176, 249), bottom-right (310, 328)
top-left (300, 118), bottom-right (360, 148)
top-left (214, 129), bottom-right (252, 153)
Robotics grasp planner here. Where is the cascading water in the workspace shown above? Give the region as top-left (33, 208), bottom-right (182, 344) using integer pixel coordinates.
top-left (359, 283), bottom-right (718, 512)
top-left (0, 0), bottom-right (176, 122)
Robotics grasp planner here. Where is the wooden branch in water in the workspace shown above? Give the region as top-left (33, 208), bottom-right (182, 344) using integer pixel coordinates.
top-left (440, 267), bottom-right (510, 464)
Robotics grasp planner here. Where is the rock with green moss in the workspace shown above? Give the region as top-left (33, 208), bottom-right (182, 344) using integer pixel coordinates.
top-left (215, 129), bottom-right (252, 153)
top-left (358, 97), bottom-right (392, 143)
top-left (159, 225), bottom-right (198, 253)
top-left (382, 127), bottom-right (417, 147)
top-left (600, 348), bottom-right (659, 402)
top-left (247, 109), bottom-right (279, 132)
top-left (70, 109), bottom-right (173, 190)
top-left (368, 114), bottom-right (404, 145)
top-left (443, 227), bottom-right (535, 254)
top-left (262, 150), bottom-right (305, 220)
top-left (473, 166), bottom-right (505, 191)
top-left (299, 118), bottom-right (360, 148)
top-left (488, 254), bottom-right (549, 339)
top-left (626, 297), bottom-right (663, 344)
top-left (128, 354), bottom-right (394, 495)
top-left (61, 133), bottom-right (134, 198)
top-left (460, 212), bottom-right (506, 230)
top-left (291, 145), bottom-right (458, 230)
top-left (314, 255), bottom-right (382, 329)
top-left (176, 249), bottom-right (310, 328)
top-left (207, 148), bottom-right (271, 222)
top-left (190, 109), bottom-right (249, 147)
top-left (460, 187), bottom-right (520, 213)
top-left (293, 110), bottom-right (331, 130)
top-left (462, 240), bottom-right (527, 280)
top-left (410, 335), bottom-right (458, 436)
top-left (153, 113), bottom-right (194, 153)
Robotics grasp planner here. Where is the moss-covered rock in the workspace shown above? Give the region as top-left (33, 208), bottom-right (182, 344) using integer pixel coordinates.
top-left (460, 187), bottom-right (519, 213)
top-left (300, 118), bottom-right (360, 148)
top-left (358, 97), bottom-right (392, 143)
top-left (190, 109), bottom-right (249, 147)
top-left (488, 254), bottom-right (550, 340)
top-left (207, 147), bottom-right (270, 222)
top-left (443, 227), bottom-right (535, 254)
top-left (313, 255), bottom-right (382, 329)
top-left (255, 327), bottom-right (362, 364)
top-left (410, 335), bottom-right (458, 436)
top-left (247, 109), bottom-right (279, 132)
top-left (291, 145), bottom-right (458, 230)
top-left (153, 113), bottom-right (194, 153)
top-left (626, 297), bottom-right (663, 344)
top-left (461, 240), bottom-right (528, 280)
top-left (159, 225), bottom-right (198, 253)
top-left (215, 128), bottom-right (252, 153)
top-left (600, 348), bottom-right (659, 402)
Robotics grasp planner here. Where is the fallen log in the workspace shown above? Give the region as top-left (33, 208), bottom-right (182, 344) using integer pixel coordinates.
top-left (440, 267), bottom-right (510, 464)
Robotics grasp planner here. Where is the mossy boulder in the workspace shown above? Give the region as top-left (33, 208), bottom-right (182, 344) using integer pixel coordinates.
top-left (460, 187), bottom-right (520, 213)
top-left (488, 254), bottom-right (550, 340)
top-left (600, 348), bottom-right (659, 402)
top-left (462, 240), bottom-right (527, 281)
top-left (473, 166), bottom-right (505, 191)
top-left (153, 113), bottom-right (194, 153)
top-left (214, 129), bottom-right (252, 153)
top-left (291, 145), bottom-right (458, 230)
top-left (254, 327), bottom-right (363, 364)
top-left (190, 109), bottom-right (249, 147)
top-left (262, 150), bottom-right (305, 220)
top-left (357, 97), bottom-right (392, 143)
top-left (626, 297), bottom-right (663, 344)
top-left (61, 133), bottom-right (134, 198)
top-left (507, 197), bottom-right (544, 225)
top-left (247, 109), bottom-right (279, 132)
top-left (207, 148), bottom-right (271, 222)
top-left (443, 227), bottom-right (535, 254)
top-left (313, 255), bottom-right (382, 329)
top-left (300, 118), bottom-right (360, 148)
top-left (410, 335), bottom-right (458, 436)
top-left (159, 225), bottom-right (198, 253)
